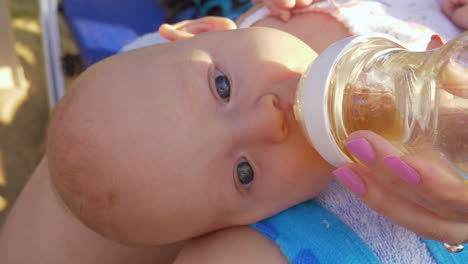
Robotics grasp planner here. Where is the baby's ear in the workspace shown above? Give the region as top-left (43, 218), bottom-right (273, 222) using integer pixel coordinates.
top-left (159, 16), bottom-right (237, 41)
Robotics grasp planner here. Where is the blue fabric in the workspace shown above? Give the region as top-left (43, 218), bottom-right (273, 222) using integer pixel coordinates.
top-left (423, 239), bottom-right (468, 264)
top-left (61, 0), bottom-right (252, 66)
top-left (61, 0), bottom-right (167, 66)
top-left (252, 199), bottom-right (468, 263)
top-left (251, 200), bottom-right (381, 264)
top-left (316, 179), bottom-right (436, 263)
top-left (193, 0), bottom-right (252, 20)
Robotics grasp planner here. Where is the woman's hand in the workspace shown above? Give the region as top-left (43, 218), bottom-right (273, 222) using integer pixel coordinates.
top-left (333, 130), bottom-right (468, 245)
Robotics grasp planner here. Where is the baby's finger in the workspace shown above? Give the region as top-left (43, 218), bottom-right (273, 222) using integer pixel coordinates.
top-left (278, 9), bottom-right (292, 21)
top-left (334, 164), bottom-right (468, 244)
top-left (295, 0), bottom-right (313, 8)
top-left (264, 1), bottom-right (292, 21)
top-left (273, 0), bottom-right (296, 9)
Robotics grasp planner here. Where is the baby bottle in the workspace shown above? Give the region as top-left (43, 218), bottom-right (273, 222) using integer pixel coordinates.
top-left (294, 31), bottom-right (468, 177)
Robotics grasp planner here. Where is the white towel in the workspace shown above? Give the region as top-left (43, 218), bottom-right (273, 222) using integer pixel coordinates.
top-left (316, 179), bottom-right (436, 264)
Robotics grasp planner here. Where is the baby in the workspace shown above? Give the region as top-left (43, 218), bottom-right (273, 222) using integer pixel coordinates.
top-left (1, 0), bottom-right (467, 263)
top-left (0, 23), bottom-right (334, 264)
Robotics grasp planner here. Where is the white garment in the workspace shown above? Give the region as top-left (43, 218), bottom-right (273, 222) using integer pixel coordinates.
top-left (239, 0), bottom-right (463, 50)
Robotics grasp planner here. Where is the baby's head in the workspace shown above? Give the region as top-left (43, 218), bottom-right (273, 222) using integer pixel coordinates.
top-left (47, 22), bottom-right (333, 246)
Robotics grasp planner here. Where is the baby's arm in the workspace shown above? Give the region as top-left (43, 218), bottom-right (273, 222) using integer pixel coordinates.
top-left (0, 158), bottom-right (182, 264)
top-left (441, 0), bottom-right (468, 29)
top-left (173, 226), bottom-right (288, 264)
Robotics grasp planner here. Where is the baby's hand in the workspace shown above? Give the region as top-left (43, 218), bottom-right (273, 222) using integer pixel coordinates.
top-left (259, 0), bottom-right (323, 21)
top-left (442, 0), bottom-right (468, 29)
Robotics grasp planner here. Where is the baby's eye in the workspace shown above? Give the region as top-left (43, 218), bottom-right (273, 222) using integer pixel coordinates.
top-left (237, 159), bottom-right (254, 188)
top-left (214, 70), bottom-right (231, 101)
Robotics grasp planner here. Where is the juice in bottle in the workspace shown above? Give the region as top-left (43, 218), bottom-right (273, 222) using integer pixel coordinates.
top-left (294, 32), bottom-right (468, 177)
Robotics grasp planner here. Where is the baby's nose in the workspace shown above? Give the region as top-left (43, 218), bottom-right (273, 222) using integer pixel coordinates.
top-left (245, 94), bottom-right (288, 144)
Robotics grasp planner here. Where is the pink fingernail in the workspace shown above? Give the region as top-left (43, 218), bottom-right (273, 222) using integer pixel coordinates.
top-left (333, 167), bottom-right (367, 196)
top-left (345, 138), bottom-right (376, 165)
top-left (383, 155), bottom-right (421, 186)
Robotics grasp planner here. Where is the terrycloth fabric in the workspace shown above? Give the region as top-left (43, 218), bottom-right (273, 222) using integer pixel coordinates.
top-left (316, 179), bottom-right (436, 264)
top-left (252, 200), bottom-right (381, 264)
top-left (251, 196), bottom-right (468, 263)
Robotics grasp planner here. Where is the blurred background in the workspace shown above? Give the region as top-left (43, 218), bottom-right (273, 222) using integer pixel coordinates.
top-left (0, 0), bottom-right (78, 225)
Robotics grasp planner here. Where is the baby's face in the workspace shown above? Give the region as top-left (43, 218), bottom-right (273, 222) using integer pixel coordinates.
top-left (47, 27), bottom-right (333, 246)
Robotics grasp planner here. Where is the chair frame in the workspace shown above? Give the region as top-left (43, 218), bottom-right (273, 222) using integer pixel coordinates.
top-left (39, 0), bottom-right (65, 109)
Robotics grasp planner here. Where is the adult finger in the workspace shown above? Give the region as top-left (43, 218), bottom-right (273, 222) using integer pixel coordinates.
top-left (346, 131), bottom-right (468, 221)
top-left (345, 130), bottom-right (407, 186)
top-left (402, 153), bottom-right (468, 212)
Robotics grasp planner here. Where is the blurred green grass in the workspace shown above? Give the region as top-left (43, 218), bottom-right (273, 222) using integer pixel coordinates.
top-left (11, 0), bottom-right (38, 18)
top-left (0, 0), bottom-right (47, 226)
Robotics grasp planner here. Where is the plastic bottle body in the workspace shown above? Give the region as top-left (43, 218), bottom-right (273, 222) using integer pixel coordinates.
top-left (295, 32), bottom-right (468, 176)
